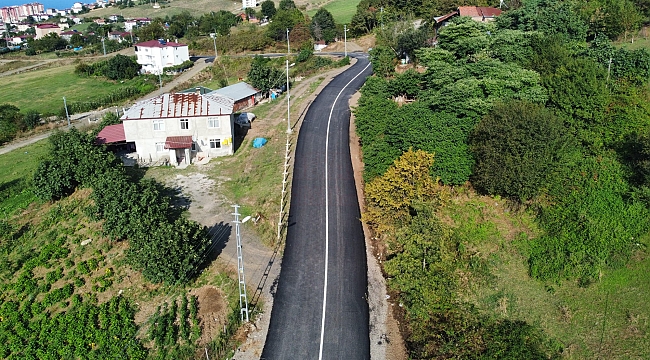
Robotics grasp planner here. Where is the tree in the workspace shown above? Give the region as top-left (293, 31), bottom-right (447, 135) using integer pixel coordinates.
top-left (69, 33), bottom-right (84, 47)
top-left (261, 0), bottom-right (277, 18)
top-left (104, 54), bottom-right (140, 80)
top-left (369, 45), bottom-right (396, 78)
top-left (362, 148), bottom-right (440, 234)
top-left (247, 56), bottom-right (285, 94)
top-left (310, 8), bottom-right (336, 43)
top-left (496, 0), bottom-right (589, 41)
top-left (279, 0), bottom-right (296, 11)
top-left (396, 27), bottom-right (428, 62)
top-left (470, 100), bottom-right (568, 201)
top-left (135, 19), bottom-right (165, 42)
top-left (265, 8), bottom-right (305, 41)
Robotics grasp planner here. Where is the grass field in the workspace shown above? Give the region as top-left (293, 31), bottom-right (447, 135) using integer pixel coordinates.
top-left (307, 0), bottom-right (361, 24)
top-left (446, 195), bottom-right (650, 359)
top-left (0, 64), bottom-right (143, 114)
top-left (81, 0), bottom-right (241, 20)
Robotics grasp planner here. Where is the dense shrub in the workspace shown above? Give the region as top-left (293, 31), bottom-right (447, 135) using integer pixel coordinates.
top-left (470, 100), bottom-right (568, 201)
top-left (33, 129), bottom-right (210, 284)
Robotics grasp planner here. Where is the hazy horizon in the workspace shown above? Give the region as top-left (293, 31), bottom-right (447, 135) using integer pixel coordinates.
top-left (0, 0), bottom-right (79, 10)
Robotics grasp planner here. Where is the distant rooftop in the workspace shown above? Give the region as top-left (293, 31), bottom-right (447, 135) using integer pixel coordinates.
top-left (121, 92), bottom-right (234, 121)
top-left (134, 39), bottom-right (187, 48)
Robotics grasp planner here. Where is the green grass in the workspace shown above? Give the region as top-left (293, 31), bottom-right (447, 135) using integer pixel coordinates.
top-left (447, 195), bottom-right (650, 359)
top-left (80, 0), bottom-right (241, 20)
top-left (0, 139), bottom-right (49, 185)
top-left (0, 64), bottom-right (143, 114)
top-left (307, 0), bottom-right (361, 24)
top-left (68, 22), bottom-right (93, 32)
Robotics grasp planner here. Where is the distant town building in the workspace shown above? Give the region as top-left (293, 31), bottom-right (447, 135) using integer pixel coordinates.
top-left (71, 2), bottom-right (84, 14)
top-left (134, 39), bottom-right (190, 74)
top-left (1, 2), bottom-right (44, 23)
top-left (242, 0), bottom-right (256, 9)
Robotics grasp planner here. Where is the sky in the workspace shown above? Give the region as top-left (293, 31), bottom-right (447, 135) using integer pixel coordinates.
top-left (0, 0), bottom-right (77, 10)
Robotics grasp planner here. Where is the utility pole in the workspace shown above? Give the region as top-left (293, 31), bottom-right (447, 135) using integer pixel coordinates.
top-left (63, 97), bottom-right (70, 128)
top-left (211, 31), bottom-right (218, 59)
top-left (101, 37), bottom-right (106, 55)
top-left (344, 24), bottom-right (348, 58)
top-left (232, 204), bottom-right (249, 322)
top-left (286, 28), bottom-right (290, 54)
top-left (286, 59), bottom-right (291, 134)
top-left (380, 7), bottom-right (384, 30)
top-left (158, 71), bottom-right (162, 90)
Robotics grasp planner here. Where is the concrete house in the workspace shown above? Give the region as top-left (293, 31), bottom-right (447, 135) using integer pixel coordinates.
top-left (120, 92), bottom-right (235, 166)
top-left (34, 23), bottom-right (61, 39)
top-left (134, 39), bottom-right (189, 74)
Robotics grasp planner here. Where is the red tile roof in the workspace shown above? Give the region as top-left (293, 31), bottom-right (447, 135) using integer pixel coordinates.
top-left (165, 136), bottom-right (192, 149)
top-left (134, 39), bottom-right (187, 48)
top-left (478, 7), bottom-right (502, 17)
top-left (96, 124), bottom-right (125, 144)
top-left (36, 23), bottom-right (59, 29)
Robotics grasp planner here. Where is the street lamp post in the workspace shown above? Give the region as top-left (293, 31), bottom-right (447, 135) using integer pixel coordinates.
top-left (63, 97), bottom-right (70, 128)
top-left (101, 37), bottom-right (106, 56)
top-left (286, 28), bottom-right (290, 54)
top-left (286, 59), bottom-right (291, 133)
top-left (344, 24), bottom-right (348, 58)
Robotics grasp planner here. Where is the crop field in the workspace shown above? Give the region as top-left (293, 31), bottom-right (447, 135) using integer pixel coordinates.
top-left (0, 64), bottom-right (147, 115)
top-left (0, 139), bottom-right (242, 358)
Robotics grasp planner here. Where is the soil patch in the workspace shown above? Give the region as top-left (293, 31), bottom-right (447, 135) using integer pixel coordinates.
top-left (192, 285), bottom-right (229, 346)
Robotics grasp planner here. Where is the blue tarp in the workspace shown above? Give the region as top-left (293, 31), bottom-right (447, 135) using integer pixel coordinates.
top-left (252, 137), bottom-right (267, 148)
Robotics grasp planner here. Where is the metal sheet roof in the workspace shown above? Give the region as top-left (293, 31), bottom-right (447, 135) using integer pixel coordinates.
top-left (209, 82), bottom-right (259, 102)
top-left (95, 123), bottom-right (125, 144)
top-left (121, 93), bottom-right (234, 121)
top-left (165, 136), bottom-right (192, 149)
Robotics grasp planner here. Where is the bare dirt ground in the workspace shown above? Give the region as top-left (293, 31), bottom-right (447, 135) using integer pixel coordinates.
top-left (349, 92), bottom-right (407, 360)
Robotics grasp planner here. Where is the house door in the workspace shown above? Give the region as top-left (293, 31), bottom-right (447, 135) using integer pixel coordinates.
top-left (175, 149), bottom-right (185, 164)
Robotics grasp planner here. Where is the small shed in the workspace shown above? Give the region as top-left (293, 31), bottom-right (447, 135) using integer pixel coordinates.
top-left (209, 82), bottom-right (261, 113)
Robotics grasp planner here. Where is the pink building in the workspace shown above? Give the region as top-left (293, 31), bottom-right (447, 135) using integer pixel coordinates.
top-left (1, 3), bottom-right (44, 24)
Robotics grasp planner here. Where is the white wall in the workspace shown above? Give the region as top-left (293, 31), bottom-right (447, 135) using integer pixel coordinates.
top-left (123, 114), bottom-right (235, 163)
top-left (136, 44), bottom-right (190, 74)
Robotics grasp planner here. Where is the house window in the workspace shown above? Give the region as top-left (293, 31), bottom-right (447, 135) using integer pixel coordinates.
top-left (207, 117), bottom-right (220, 128)
top-left (153, 119), bottom-right (164, 131)
top-left (209, 139), bottom-right (221, 149)
top-left (155, 142), bottom-right (165, 152)
top-left (191, 142), bottom-right (197, 151)
top-left (180, 118), bottom-right (189, 130)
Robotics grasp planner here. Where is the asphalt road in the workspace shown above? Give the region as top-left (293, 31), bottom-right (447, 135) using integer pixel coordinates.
top-left (261, 56), bottom-right (373, 359)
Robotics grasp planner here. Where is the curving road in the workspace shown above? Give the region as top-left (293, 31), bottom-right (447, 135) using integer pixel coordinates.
top-left (262, 55), bottom-right (373, 359)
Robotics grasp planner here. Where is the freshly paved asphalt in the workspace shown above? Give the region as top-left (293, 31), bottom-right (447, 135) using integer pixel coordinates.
top-left (261, 56), bottom-right (373, 359)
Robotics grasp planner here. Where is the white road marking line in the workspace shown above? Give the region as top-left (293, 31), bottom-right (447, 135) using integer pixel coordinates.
top-left (319, 60), bottom-right (372, 360)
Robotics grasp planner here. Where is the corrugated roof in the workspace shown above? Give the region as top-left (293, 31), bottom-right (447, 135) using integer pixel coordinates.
top-left (121, 93), bottom-right (234, 121)
top-left (209, 82), bottom-right (259, 102)
top-left (134, 39), bottom-right (187, 48)
top-left (165, 136), bottom-right (192, 149)
top-left (435, 11), bottom-right (458, 23)
top-left (96, 123), bottom-right (125, 144)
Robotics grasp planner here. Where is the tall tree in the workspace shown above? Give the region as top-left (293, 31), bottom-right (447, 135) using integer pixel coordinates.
top-left (279, 0), bottom-right (296, 10)
top-left (310, 8), bottom-right (337, 43)
top-left (261, 0), bottom-right (276, 18)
